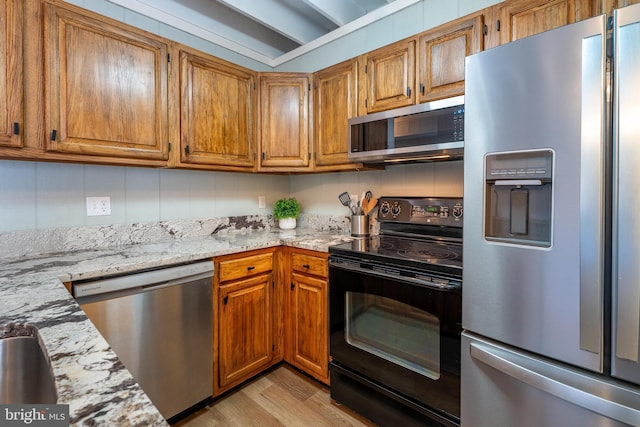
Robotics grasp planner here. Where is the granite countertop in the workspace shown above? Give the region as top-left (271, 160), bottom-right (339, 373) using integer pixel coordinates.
top-left (0, 228), bottom-right (353, 426)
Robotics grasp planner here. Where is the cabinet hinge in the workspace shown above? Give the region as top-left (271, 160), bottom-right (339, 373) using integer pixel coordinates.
top-left (12, 122), bottom-right (19, 135)
top-left (496, 19), bottom-right (501, 32)
top-left (185, 145), bottom-right (190, 155)
top-left (50, 129), bottom-right (57, 141)
top-left (167, 53), bottom-right (171, 62)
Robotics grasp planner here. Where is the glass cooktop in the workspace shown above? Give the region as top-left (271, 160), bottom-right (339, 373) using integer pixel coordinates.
top-left (329, 234), bottom-right (462, 272)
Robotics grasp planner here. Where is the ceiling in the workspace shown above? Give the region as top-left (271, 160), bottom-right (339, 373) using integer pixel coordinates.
top-left (106, 0), bottom-right (420, 67)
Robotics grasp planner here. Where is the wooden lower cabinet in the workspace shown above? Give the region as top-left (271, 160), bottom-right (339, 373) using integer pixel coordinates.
top-left (213, 246), bottom-right (330, 396)
top-left (285, 248), bottom-right (330, 385)
top-left (213, 248), bottom-right (280, 396)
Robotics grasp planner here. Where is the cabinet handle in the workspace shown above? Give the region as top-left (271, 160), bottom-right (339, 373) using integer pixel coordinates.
top-left (496, 19), bottom-right (501, 32)
top-left (247, 266), bottom-right (255, 271)
top-left (290, 283), bottom-right (295, 290)
top-left (51, 129), bottom-right (57, 141)
top-left (223, 295), bottom-right (228, 305)
top-left (406, 86), bottom-right (412, 97)
top-left (12, 122), bottom-right (19, 135)
top-left (419, 83), bottom-right (425, 95)
top-left (483, 24), bottom-right (488, 36)
top-left (185, 145), bottom-right (190, 155)
top-left (302, 264), bottom-right (310, 269)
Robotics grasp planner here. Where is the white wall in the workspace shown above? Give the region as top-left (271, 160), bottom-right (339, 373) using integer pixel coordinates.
top-left (0, 161), bottom-right (289, 232)
top-left (290, 162), bottom-right (463, 216)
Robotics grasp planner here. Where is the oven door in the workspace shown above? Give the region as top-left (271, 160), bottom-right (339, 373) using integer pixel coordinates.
top-left (329, 256), bottom-right (462, 425)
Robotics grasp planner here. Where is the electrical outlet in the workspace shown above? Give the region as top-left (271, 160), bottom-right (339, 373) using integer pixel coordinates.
top-left (86, 196), bottom-right (111, 216)
top-left (258, 195), bottom-right (266, 209)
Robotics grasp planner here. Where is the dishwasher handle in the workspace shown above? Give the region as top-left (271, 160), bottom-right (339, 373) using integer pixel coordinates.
top-left (73, 260), bottom-right (214, 300)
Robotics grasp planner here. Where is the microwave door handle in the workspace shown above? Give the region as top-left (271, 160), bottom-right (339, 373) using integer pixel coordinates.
top-left (494, 180), bottom-right (542, 186)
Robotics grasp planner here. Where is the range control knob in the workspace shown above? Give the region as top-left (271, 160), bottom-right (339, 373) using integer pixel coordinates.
top-left (390, 202), bottom-right (401, 217)
top-left (452, 205), bottom-right (463, 219)
top-left (379, 201), bottom-right (391, 217)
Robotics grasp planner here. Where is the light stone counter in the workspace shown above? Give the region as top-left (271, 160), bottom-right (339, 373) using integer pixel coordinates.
top-left (0, 227), bottom-right (354, 426)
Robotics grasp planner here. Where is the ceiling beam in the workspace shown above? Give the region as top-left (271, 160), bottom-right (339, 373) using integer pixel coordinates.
top-left (301, 0), bottom-right (364, 26)
top-left (216, 0), bottom-right (327, 45)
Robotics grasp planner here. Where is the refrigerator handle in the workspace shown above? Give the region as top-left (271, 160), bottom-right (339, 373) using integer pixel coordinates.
top-left (578, 32), bottom-right (605, 357)
top-left (612, 5), bottom-right (640, 365)
top-left (470, 341), bottom-right (640, 425)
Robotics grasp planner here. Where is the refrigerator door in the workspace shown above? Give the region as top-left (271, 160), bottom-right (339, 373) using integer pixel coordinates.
top-left (463, 16), bottom-right (607, 372)
top-left (612, 2), bottom-right (640, 386)
top-left (462, 332), bottom-right (640, 427)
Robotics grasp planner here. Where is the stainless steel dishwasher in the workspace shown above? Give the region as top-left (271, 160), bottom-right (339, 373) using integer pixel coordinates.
top-left (74, 260), bottom-right (214, 420)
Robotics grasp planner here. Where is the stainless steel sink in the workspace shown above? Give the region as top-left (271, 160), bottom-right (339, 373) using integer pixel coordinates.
top-left (0, 333), bottom-right (58, 404)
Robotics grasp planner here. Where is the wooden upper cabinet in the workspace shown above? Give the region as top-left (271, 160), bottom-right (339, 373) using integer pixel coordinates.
top-left (43, 3), bottom-right (169, 161)
top-left (313, 59), bottom-right (358, 168)
top-left (258, 73), bottom-right (310, 170)
top-left (0, 0), bottom-right (23, 148)
top-left (498, 0), bottom-right (595, 45)
top-left (178, 49), bottom-right (256, 170)
top-left (365, 39), bottom-right (416, 113)
top-left (417, 14), bottom-right (484, 103)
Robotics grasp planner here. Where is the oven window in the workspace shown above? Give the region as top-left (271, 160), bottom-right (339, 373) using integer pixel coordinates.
top-left (345, 292), bottom-right (440, 380)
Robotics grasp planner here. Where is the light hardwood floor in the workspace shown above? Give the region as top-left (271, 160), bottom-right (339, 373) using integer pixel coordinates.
top-left (173, 364), bottom-right (376, 427)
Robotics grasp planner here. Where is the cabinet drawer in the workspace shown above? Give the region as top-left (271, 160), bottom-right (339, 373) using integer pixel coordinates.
top-left (291, 253), bottom-right (327, 277)
top-left (218, 253), bottom-right (273, 283)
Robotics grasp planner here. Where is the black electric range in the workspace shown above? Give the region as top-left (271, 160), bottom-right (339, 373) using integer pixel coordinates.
top-left (329, 196), bottom-right (463, 285)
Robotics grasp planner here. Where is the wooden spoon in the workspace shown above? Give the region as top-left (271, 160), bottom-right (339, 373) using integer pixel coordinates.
top-left (365, 197), bottom-right (378, 215)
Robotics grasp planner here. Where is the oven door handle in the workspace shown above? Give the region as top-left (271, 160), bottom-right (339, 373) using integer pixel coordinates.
top-left (328, 258), bottom-right (460, 291)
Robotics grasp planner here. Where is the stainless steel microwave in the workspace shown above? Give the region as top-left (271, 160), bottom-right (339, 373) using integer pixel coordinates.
top-left (348, 96), bottom-right (464, 164)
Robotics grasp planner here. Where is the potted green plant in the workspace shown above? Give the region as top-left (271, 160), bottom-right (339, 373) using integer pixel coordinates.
top-left (273, 197), bottom-right (300, 229)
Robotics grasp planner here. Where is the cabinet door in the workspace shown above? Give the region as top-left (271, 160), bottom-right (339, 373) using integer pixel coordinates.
top-left (365, 39), bottom-right (416, 113)
top-left (417, 14), bottom-right (483, 103)
top-left (314, 59), bottom-right (358, 168)
top-left (259, 74), bottom-right (310, 170)
top-left (0, 0), bottom-right (23, 148)
top-left (218, 273), bottom-right (273, 388)
top-left (43, 3), bottom-right (168, 160)
top-left (499, 0), bottom-right (595, 44)
top-left (289, 272), bottom-right (329, 383)
top-left (179, 50), bottom-right (255, 170)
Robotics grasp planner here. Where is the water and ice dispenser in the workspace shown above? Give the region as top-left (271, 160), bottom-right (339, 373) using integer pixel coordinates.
top-left (484, 150), bottom-right (553, 247)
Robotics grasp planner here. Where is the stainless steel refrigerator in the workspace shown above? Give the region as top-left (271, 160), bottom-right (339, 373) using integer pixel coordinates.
top-left (462, 4), bottom-right (640, 426)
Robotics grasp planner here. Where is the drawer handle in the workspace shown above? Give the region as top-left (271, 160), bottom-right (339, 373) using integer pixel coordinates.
top-left (247, 266), bottom-right (255, 271)
top-left (302, 264), bottom-right (310, 269)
